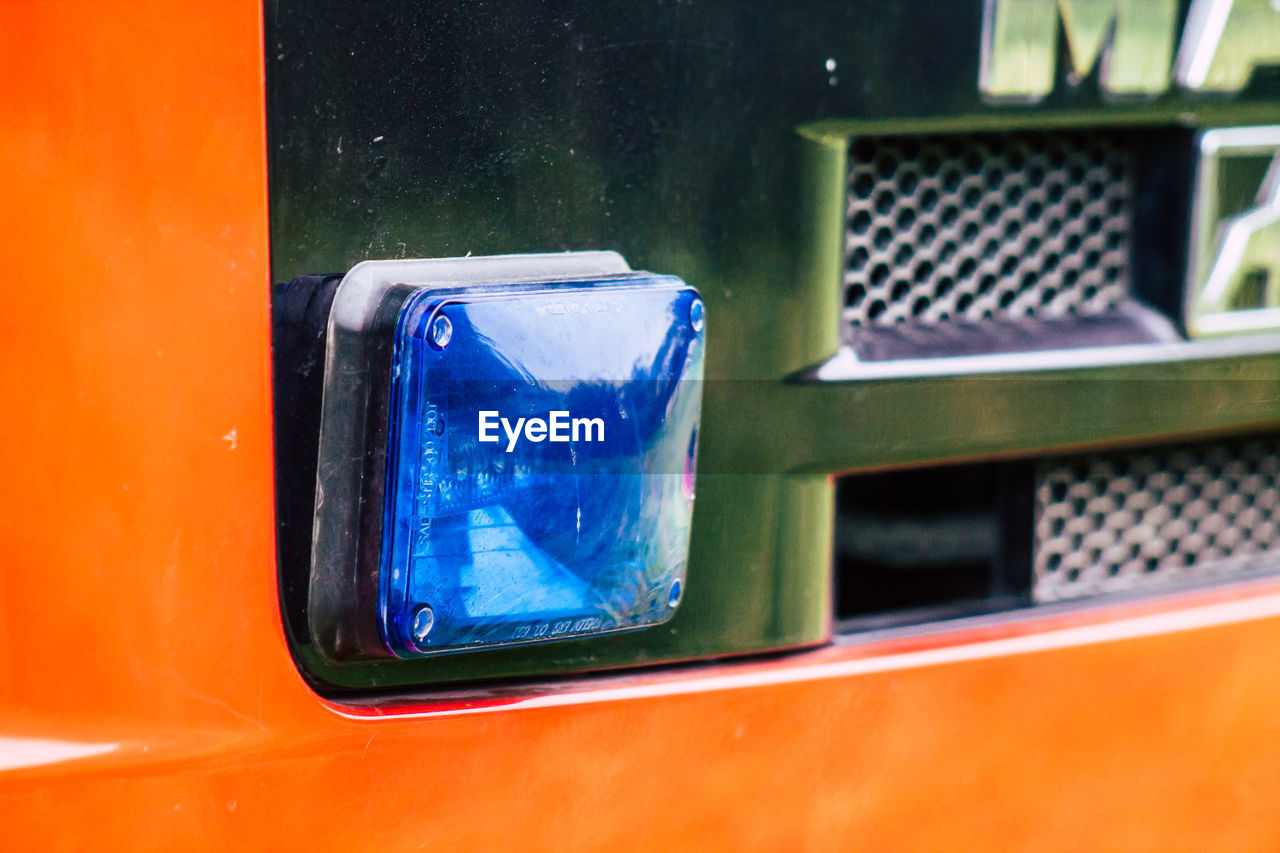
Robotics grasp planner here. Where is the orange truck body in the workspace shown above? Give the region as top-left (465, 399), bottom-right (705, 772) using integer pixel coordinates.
top-left (4, 3), bottom-right (1280, 850)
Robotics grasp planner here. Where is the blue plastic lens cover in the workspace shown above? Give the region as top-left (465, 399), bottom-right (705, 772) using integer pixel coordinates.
top-left (379, 275), bottom-right (704, 656)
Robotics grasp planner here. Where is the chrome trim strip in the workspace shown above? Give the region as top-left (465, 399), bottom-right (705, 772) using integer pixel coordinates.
top-left (807, 334), bottom-right (1280, 382)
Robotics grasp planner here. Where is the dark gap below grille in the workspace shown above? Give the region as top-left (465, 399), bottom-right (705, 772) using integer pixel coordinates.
top-left (834, 463), bottom-right (1033, 624)
top-left (835, 434), bottom-right (1280, 629)
top-left (844, 301), bottom-right (1178, 361)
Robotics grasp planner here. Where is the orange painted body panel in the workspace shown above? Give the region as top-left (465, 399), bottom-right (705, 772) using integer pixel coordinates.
top-left (3, 2), bottom-right (1280, 850)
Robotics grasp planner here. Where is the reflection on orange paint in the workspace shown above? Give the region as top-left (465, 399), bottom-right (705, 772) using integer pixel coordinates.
top-left (4, 2), bottom-right (1280, 850)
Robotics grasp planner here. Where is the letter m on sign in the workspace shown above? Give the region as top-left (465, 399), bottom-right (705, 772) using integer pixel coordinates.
top-left (980, 0), bottom-right (1177, 98)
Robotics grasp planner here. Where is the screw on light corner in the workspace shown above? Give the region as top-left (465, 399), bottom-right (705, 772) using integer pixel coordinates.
top-left (429, 313), bottom-right (453, 349)
top-left (688, 298), bottom-right (705, 333)
top-left (667, 579), bottom-right (683, 609)
top-left (410, 603), bottom-right (435, 643)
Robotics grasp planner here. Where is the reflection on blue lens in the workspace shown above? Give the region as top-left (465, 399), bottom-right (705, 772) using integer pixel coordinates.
top-left (378, 276), bottom-right (704, 656)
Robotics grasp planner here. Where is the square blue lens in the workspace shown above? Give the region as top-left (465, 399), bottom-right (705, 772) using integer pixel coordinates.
top-left (378, 276), bottom-right (704, 656)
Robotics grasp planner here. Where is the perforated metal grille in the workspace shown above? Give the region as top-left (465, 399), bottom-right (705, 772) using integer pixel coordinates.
top-left (1033, 439), bottom-right (1280, 602)
top-left (844, 132), bottom-right (1132, 326)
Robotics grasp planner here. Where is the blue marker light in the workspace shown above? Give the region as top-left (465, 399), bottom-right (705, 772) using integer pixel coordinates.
top-left (306, 253), bottom-right (704, 662)
top-left (381, 282), bottom-right (704, 655)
